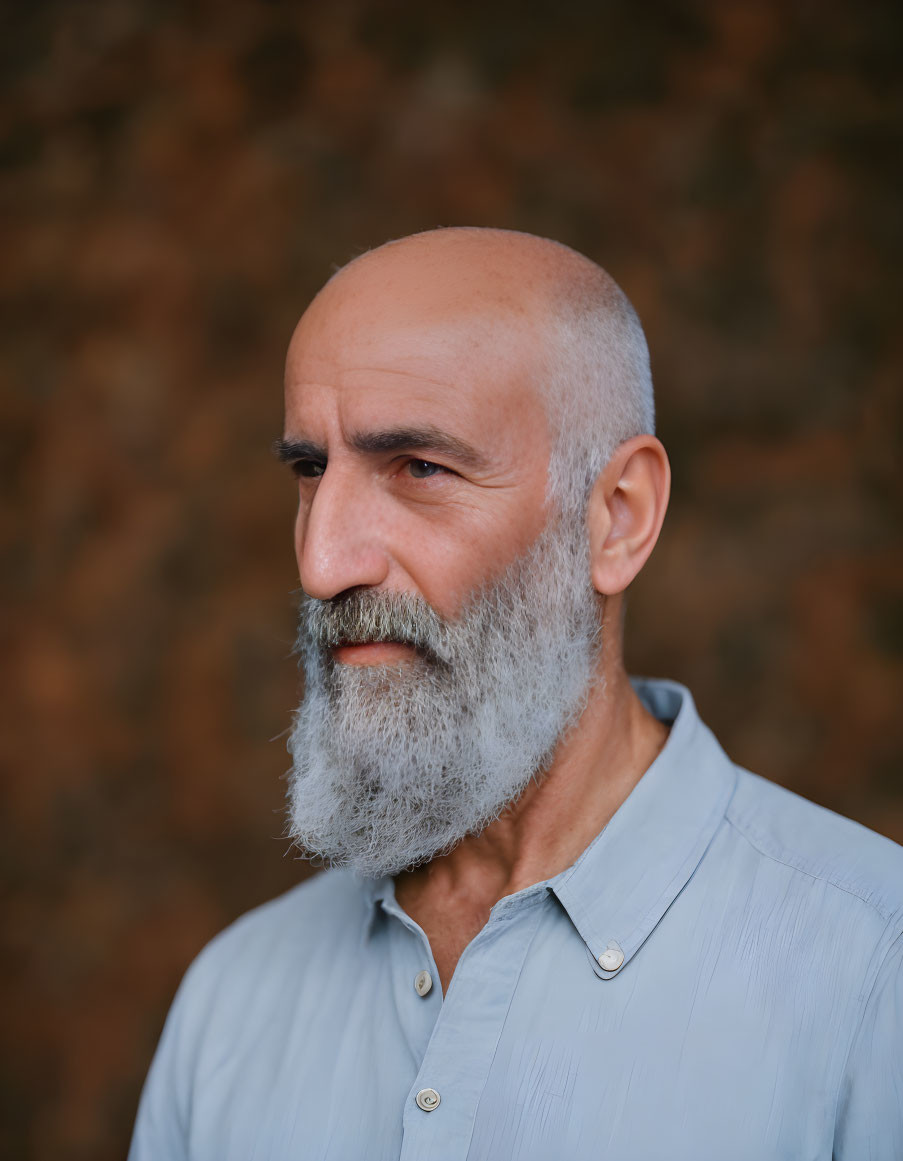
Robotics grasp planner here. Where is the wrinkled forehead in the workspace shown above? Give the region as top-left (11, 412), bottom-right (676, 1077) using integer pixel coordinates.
top-left (285, 262), bottom-right (552, 429)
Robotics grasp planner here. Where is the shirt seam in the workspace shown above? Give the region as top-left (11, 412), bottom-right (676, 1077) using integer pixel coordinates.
top-left (728, 814), bottom-right (903, 1145)
top-left (724, 813), bottom-right (895, 922)
top-left (829, 924), bottom-right (903, 1145)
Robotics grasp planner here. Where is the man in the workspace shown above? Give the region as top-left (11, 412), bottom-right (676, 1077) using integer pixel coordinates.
top-left (130, 228), bottom-right (902, 1160)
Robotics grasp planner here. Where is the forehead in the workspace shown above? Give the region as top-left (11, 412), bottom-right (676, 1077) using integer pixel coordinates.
top-left (284, 273), bottom-right (550, 444)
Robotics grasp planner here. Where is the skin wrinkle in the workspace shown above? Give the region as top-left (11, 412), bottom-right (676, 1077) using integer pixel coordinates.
top-left (274, 426), bottom-right (491, 474)
top-left (300, 364), bottom-right (476, 386)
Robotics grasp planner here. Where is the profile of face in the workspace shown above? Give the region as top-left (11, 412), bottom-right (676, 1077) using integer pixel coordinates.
top-left (282, 230), bottom-right (651, 877)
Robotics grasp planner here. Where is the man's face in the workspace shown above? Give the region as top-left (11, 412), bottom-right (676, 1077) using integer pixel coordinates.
top-left (282, 262), bottom-right (553, 627)
top-left (282, 252), bottom-right (603, 876)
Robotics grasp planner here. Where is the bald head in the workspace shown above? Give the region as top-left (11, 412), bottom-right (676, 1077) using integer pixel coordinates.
top-left (295, 227), bottom-right (655, 510)
top-left (328, 226), bottom-right (598, 309)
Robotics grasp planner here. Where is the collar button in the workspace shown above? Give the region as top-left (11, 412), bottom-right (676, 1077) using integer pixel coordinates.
top-left (598, 945), bottom-right (625, 972)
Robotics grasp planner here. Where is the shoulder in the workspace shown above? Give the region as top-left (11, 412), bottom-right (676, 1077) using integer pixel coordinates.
top-left (131, 869), bottom-right (373, 1139)
top-left (726, 768), bottom-right (903, 927)
top-left (180, 868), bottom-right (368, 999)
top-left (212, 865), bottom-right (366, 941)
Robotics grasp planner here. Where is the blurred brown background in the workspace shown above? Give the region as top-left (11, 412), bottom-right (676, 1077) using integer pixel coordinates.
top-left (1, 0), bottom-right (901, 1157)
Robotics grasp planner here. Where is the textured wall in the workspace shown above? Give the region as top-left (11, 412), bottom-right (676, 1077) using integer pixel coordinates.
top-left (2, 1), bottom-right (901, 1157)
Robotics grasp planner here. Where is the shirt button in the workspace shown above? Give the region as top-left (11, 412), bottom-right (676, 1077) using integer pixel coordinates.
top-left (415, 1088), bottom-right (441, 1112)
top-left (414, 970), bottom-right (433, 997)
top-left (598, 946), bottom-right (624, 972)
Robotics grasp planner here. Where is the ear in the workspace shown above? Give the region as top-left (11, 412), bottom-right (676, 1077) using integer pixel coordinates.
top-left (586, 435), bottom-right (671, 596)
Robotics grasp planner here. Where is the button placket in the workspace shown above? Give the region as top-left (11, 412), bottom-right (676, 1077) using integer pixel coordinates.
top-left (399, 892), bottom-right (549, 1159)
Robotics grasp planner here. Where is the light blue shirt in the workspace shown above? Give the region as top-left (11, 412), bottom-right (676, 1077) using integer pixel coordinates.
top-left (130, 679), bottom-right (903, 1160)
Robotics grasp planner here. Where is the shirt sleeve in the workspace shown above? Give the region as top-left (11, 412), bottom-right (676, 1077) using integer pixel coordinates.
top-left (127, 960), bottom-right (203, 1161)
top-left (833, 926), bottom-right (903, 1160)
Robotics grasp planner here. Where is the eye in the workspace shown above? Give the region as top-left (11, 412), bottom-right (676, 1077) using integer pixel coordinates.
top-left (407, 459), bottom-right (445, 479)
top-left (292, 459), bottom-right (326, 479)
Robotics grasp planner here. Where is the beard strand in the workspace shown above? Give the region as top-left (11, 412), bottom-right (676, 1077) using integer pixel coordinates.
top-left (286, 514), bottom-right (603, 878)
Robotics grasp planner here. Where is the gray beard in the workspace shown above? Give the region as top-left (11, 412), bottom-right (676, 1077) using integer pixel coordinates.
top-left (286, 514), bottom-right (603, 878)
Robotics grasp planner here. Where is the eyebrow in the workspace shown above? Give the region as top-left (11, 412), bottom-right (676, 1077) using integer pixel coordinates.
top-left (273, 426), bottom-right (489, 471)
top-left (273, 437), bottom-right (327, 465)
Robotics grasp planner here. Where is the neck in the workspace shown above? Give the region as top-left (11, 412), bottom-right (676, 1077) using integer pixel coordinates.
top-left (394, 624), bottom-right (669, 986)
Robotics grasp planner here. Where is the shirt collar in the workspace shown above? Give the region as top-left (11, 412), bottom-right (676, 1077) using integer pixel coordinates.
top-left (360, 679), bottom-right (738, 970)
top-left (360, 872), bottom-right (432, 943)
top-left (551, 677), bottom-right (738, 976)
top-left (360, 875), bottom-right (394, 940)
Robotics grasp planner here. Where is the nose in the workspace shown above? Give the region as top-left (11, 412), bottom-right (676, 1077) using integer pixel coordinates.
top-left (295, 466), bottom-right (390, 600)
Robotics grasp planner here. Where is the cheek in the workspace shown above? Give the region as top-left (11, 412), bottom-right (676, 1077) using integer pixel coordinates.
top-left (407, 498), bottom-right (549, 616)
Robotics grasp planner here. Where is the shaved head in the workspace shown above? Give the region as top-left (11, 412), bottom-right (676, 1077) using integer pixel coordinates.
top-left (314, 226), bottom-right (655, 509)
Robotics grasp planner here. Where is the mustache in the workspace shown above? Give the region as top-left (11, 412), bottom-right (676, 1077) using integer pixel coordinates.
top-left (298, 589), bottom-right (451, 661)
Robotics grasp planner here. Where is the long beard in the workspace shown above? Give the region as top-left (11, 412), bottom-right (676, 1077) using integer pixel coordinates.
top-left (286, 515), bottom-right (603, 878)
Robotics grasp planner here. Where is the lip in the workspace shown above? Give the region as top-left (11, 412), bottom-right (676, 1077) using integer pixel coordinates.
top-left (331, 641), bottom-right (417, 666)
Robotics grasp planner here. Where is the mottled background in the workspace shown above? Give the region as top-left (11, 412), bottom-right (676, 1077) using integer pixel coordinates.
top-left (2, 0), bottom-right (901, 1157)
